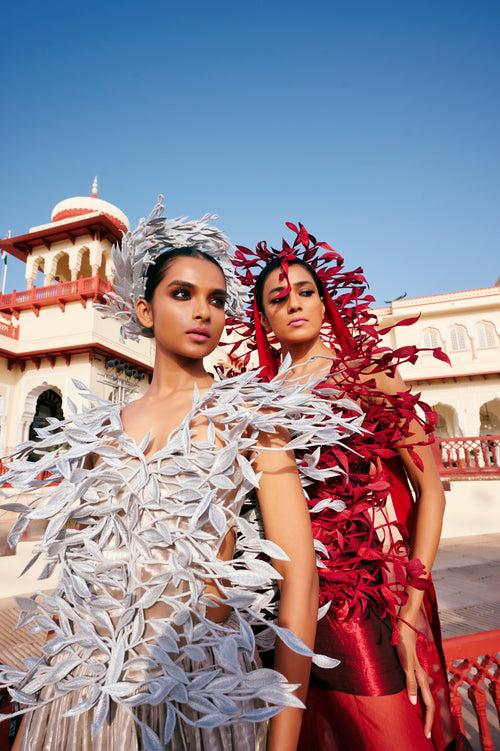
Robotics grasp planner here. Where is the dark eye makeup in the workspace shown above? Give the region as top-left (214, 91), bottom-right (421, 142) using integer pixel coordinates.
top-left (269, 287), bottom-right (316, 305)
top-left (171, 286), bottom-right (226, 308)
top-left (171, 287), bottom-right (191, 300)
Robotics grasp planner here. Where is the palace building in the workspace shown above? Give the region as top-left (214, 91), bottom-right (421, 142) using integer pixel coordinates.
top-left (0, 183), bottom-right (498, 550)
top-left (1, 187), bottom-right (497, 750)
top-left (0, 180), bottom-right (156, 457)
top-left (373, 286), bottom-right (500, 538)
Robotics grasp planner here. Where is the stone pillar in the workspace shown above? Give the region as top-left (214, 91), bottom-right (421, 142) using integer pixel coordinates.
top-left (90, 240), bottom-right (103, 279)
top-left (455, 390), bottom-right (482, 436)
top-left (104, 252), bottom-right (114, 283)
top-left (25, 257), bottom-right (35, 288)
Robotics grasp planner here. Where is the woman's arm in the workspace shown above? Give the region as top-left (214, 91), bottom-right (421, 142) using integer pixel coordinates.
top-left (374, 369), bottom-right (444, 737)
top-left (253, 428), bottom-right (319, 751)
top-left (374, 369), bottom-right (445, 608)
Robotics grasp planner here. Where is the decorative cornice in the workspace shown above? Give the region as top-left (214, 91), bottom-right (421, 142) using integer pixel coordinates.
top-left (0, 342), bottom-right (152, 373)
top-left (374, 286), bottom-right (500, 317)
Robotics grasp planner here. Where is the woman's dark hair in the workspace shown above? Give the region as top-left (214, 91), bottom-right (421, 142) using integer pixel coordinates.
top-left (144, 247), bottom-right (225, 302)
top-left (254, 257), bottom-right (325, 312)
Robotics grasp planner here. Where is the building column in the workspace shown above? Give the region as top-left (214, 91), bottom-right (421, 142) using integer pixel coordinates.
top-left (90, 240), bottom-right (103, 279)
top-left (25, 257), bottom-right (36, 288)
top-left (0, 395), bottom-right (6, 456)
top-left (455, 393), bottom-right (482, 436)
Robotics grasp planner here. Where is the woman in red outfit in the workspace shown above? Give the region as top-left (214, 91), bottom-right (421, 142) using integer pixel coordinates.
top-left (229, 224), bottom-right (472, 751)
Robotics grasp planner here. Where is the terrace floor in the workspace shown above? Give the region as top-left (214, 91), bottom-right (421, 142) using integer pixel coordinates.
top-left (430, 534), bottom-right (500, 751)
top-left (433, 532), bottom-right (500, 638)
top-left (0, 532), bottom-right (499, 749)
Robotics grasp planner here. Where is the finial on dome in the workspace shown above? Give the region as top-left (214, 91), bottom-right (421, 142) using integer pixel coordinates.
top-left (91, 176), bottom-right (99, 198)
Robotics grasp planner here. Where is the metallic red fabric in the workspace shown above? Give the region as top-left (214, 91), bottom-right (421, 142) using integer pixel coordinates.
top-left (300, 460), bottom-right (471, 750)
top-left (229, 223), bottom-right (470, 748)
top-left (298, 687), bottom-right (435, 751)
top-left (310, 604), bottom-right (405, 696)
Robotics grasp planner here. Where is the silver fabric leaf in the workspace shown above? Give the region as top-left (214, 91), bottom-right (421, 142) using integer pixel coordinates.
top-left (0, 365), bottom-right (365, 739)
top-left (95, 196), bottom-right (249, 342)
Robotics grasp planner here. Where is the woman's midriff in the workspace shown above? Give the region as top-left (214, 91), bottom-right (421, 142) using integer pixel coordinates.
top-left (204, 526), bottom-right (237, 623)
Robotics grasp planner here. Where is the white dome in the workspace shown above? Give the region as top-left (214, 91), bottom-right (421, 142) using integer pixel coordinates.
top-left (50, 179), bottom-right (129, 232)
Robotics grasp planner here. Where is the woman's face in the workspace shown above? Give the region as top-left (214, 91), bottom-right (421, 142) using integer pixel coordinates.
top-left (260, 263), bottom-right (325, 346)
top-left (136, 255), bottom-right (227, 359)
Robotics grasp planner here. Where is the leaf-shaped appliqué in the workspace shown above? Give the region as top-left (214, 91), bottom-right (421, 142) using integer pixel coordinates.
top-left (311, 653), bottom-right (341, 668)
top-left (92, 691), bottom-right (110, 736)
top-left (0, 367), bottom-right (366, 736)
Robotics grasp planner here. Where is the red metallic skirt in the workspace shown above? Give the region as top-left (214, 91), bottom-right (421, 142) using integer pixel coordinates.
top-left (298, 458), bottom-right (472, 751)
top-left (298, 604), bottom-right (442, 750)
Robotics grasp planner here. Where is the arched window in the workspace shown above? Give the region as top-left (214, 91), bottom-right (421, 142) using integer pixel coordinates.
top-left (475, 321), bottom-right (497, 349)
top-left (54, 252), bottom-right (71, 282)
top-left (97, 253), bottom-right (107, 281)
top-left (449, 324), bottom-right (469, 352)
top-left (32, 256), bottom-right (45, 287)
top-left (434, 413), bottom-right (449, 439)
top-left (432, 403), bottom-right (460, 437)
top-left (480, 399), bottom-right (500, 435)
top-left (28, 389), bottom-right (64, 461)
top-left (78, 248), bottom-right (92, 279)
top-left (421, 327), bottom-right (441, 350)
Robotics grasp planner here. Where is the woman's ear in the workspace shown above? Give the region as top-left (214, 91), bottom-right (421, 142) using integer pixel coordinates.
top-left (136, 298), bottom-right (154, 330)
top-left (321, 297), bottom-right (326, 318)
top-left (259, 311), bottom-right (271, 332)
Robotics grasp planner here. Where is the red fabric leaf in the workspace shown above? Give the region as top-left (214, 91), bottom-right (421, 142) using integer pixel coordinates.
top-left (433, 347), bottom-right (451, 365)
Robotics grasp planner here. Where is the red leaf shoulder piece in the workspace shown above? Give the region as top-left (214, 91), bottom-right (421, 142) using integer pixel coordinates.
top-left (226, 220), bottom-right (446, 633)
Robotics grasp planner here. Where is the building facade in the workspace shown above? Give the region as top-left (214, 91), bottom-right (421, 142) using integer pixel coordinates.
top-left (373, 287), bottom-right (500, 538)
top-left (0, 182), bottom-right (158, 457)
top-left (0, 184), bottom-right (498, 546)
top-left (373, 287), bottom-right (500, 437)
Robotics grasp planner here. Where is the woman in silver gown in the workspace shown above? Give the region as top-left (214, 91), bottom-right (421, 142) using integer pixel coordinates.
top-left (0, 199), bottom-right (363, 750)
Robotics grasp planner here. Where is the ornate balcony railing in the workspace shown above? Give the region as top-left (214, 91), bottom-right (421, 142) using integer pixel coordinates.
top-left (0, 320), bottom-right (19, 339)
top-left (0, 275), bottom-right (112, 318)
top-left (433, 436), bottom-right (500, 477)
top-left (444, 629), bottom-right (500, 751)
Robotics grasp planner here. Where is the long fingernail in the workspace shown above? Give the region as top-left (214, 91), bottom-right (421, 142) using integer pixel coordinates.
top-left (426, 732), bottom-right (431, 739)
top-left (409, 695), bottom-right (417, 705)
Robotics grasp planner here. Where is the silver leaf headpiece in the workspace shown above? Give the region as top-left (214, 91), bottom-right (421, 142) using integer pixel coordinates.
top-left (96, 195), bottom-right (247, 342)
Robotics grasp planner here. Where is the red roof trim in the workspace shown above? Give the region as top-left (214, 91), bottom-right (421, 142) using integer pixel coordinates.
top-left (374, 287), bottom-right (500, 315)
top-left (0, 214), bottom-right (124, 262)
top-left (0, 342), bottom-right (152, 373)
top-left (52, 208), bottom-right (128, 235)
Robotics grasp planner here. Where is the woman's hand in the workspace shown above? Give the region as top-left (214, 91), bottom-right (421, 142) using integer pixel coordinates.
top-left (396, 617), bottom-right (435, 740)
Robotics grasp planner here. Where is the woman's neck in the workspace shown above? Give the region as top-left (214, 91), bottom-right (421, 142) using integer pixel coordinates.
top-left (282, 336), bottom-right (334, 366)
top-left (147, 345), bottom-right (213, 399)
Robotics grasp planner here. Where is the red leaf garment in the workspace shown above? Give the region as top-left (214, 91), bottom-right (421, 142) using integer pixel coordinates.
top-left (226, 223), bottom-right (469, 750)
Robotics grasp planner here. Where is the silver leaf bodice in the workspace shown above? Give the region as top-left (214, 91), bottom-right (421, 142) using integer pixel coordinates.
top-left (0, 368), bottom-right (364, 743)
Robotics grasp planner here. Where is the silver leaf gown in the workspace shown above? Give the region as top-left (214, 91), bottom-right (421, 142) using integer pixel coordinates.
top-left (0, 368), bottom-right (364, 750)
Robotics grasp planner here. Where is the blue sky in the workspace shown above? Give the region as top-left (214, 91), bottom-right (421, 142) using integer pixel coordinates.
top-left (1, 0), bottom-right (499, 303)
